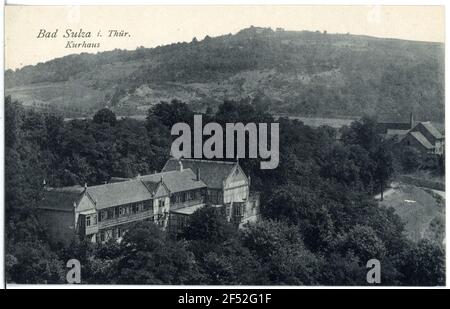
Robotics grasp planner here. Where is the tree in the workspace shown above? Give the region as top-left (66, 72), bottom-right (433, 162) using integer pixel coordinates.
top-left (93, 108), bottom-right (117, 126)
top-left (372, 144), bottom-right (394, 200)
top-left (321, 252), bottom-right (366, 285)
top-left (400, 146), bottom-right (421, 172)
top-left (182, 206), bottom-right (237, 244)
top-left (116, 222), bottom-right (200, 284)
top-left (4, 96), bottom-right (23, 149)
top-left (263, 184), bottom-right (334, 251)
top-left (341, 117), bottom-right (381, 152)
top-left (7, 241), bottom-right (65, 284)
top-left (149, 100), bottom-right (194, 128)
top-left (197, 238), bottom-right (266, 285)
top-left (399, 240), bottom-right (445, 286)
top-left (241, 220), bottom-right (323, 285)
top-left (337, 225), bottom-right (387, 263)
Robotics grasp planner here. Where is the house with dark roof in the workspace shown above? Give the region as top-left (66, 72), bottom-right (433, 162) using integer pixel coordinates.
top-left (39, 168), bottom-right (207, 245)
top-left (376, 112), bottom-right (415, 133)
top-left (399, 131), bottom-right (435, 153)
top-left (39, 159), bottom-right (259, 245)
top-left (377, 113), bottom-right (444, 155)
top-left (409, 122), bottom-right (444, 154)
top-left (38, 186), bottom-right (85, 244)
top-left (162, 158), bottom-right (260, 234)
top-left (398, 121), bottom-right (445, 155)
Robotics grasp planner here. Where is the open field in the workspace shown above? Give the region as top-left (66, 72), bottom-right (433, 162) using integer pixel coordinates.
top-left (274, 115), bottom-right (359, 128)
top-left (379, 184), bottom-right (445, 244)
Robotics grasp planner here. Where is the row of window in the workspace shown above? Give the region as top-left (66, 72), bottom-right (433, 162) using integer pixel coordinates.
top-left (97, 226), bottom-right (126, 242)
top-left (208, 190), bottom-right (224, 205)
top-left (171, 190), bottom-right (203, 204)
top-left (99, 202), bottom-right (150, 222)
top-left (85, 192), bottom-right (202, 227)
top-left (85, 202), bottom-right (151, 227)
top-left (96, 216), bottom-right (167, 242)
top-left (225, 203), bottom-right (245, 218)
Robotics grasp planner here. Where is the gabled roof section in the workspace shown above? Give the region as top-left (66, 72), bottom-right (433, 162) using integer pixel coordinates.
top-left (141, 178), bottom-right (170, 198)
top-left (418, 122), bottom-right (443, 139)
top-left (223, 163), bottom-right (249, 188)
top-left (86, 179), bottom-right (153, 210)
top-left (140, 169), bottom-right (206, 194)
top-left (386, 129), bottom-right (410, 136)
top-left (40, 169), bottom-right (207, 211)
top-left (141, 179), bottom-right (160, 194)
top-left (162, 158), bottom-right (238, 190)
top-left (409, 131), bottom-right (434, 149)
top-left (40, 186), bottom-right (84, 211)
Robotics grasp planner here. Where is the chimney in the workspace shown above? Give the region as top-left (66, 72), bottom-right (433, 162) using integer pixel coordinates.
top-left (178, 160), bottom-right (183, 171)
top-left (410, 112), bottom-right (414, 129)
top-left (196, 168), bottom-right (201, 181)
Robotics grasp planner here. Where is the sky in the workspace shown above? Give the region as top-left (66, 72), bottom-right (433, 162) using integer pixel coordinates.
top-left (5, 5), bottom-right (445, 70)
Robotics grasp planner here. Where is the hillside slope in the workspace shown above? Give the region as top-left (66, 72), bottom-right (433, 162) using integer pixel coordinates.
top-left (5, 27), bottom-right (445, 121)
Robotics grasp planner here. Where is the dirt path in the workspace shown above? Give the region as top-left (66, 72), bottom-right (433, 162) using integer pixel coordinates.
top-left (374, 182), bottom-right (398, 200)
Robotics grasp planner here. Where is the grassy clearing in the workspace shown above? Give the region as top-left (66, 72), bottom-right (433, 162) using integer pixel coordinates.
top-left (379, 184), bottom-right (445, 244)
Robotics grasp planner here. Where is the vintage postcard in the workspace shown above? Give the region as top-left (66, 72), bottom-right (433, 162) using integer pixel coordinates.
top-left (2, 5), bottom-right (445, 288)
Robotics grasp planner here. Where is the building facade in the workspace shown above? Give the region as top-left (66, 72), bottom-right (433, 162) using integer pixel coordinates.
top-left (163, 159), bottom-right (261, 235)
top-left (409, 122), bottom-right (445, 154)
top-left (39, 159), bottom-right (260, 245)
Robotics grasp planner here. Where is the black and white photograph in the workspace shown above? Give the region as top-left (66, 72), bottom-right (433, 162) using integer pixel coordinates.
top-left (1, 3), bottom-right (446, 289)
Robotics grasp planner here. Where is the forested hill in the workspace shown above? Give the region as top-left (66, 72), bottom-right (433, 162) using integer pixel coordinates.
top-left (5, 26), bottom-right (445, 121)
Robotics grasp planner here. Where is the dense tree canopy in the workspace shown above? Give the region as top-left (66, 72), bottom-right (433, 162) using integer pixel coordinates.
top-left (4, 97), bottom-right (445, 285)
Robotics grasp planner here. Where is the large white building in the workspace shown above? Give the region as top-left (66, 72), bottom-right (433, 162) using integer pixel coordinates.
top-left (38, 159), bottom-right (260, 245)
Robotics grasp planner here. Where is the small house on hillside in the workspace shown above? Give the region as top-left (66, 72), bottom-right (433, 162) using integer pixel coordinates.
top-left (376, 112), bottom-right (415, 134)
top-left (399, 122), bottom-right (444, 155)
top-left (376, 113), bottom-right (444, 155)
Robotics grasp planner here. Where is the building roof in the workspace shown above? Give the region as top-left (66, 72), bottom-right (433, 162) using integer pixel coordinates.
top-left (109, 177), bottom-right (130, 183)
top-left (377, 113), bottom-right (411, 124)
top-left (41, 186), bottom-right (84, 211)
top-left (386, 129), bottom-right (410, 136)
top-left (86, 179), bottom-right (153, 210)
top-left (408, 131), bottom-right (434, 149)
top-left (140, 169), bottom-right (206, 194)
top-left (418, 122), bottom-right (443, 139)
top-left (170, 203), bottom-right (205, 215)
top-left (40, 170), bottom-right (207, 211)
top-left (162, 158), bottom-right (237, 189)
top-left (141, 179), bottom-right (160, 194)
